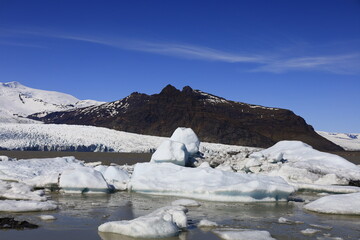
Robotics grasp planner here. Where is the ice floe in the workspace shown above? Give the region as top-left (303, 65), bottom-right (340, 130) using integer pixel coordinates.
top-left (39, 215), bottom-right (56, 221)
top-left (0, 180), bottom-right (46, 201)
top-left (0, 200), bottom-right (57, 212)
top-left (59, 167), bottom-right (111, 194)
top-left (304, 192), bottom-right (360, 215)
top-left (198, 219), bottom-right (218, 228)
top-left (301, 228), bottom-right (321, 235)
top-left (98, 206), bottom-right (187, 238)
top-left (213, 229), bottom-right (276, 240)
top-left (130, 162), bottom-right (295, 202)
top-left (171, 199), bottom-right (201, 207)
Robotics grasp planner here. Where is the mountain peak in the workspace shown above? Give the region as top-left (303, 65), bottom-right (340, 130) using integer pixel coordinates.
top-left (2, 81), bottom-right (24, 88)
top-left (160, 84), bottom-right (179, 94)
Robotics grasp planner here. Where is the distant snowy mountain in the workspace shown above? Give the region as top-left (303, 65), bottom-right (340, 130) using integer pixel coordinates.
top-left (0, 81), bottom-right (105, 123)
top-left (316, 131), bottom-right (360, 151)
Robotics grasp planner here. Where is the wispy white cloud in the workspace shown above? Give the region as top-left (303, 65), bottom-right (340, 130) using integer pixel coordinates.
top-left (2, 28), bottom-right (360, 75)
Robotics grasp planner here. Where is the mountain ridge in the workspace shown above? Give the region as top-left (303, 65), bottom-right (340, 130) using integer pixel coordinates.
top-left (30, 84), bottom-right (343, 152)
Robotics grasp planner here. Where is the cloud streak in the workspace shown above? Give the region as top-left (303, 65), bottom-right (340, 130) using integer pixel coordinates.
top-left (3, 29), bottom-right (360, 75)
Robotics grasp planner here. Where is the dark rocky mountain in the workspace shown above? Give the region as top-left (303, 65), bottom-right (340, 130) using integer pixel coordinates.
top-left (30, 85), bottom-right (343, 151)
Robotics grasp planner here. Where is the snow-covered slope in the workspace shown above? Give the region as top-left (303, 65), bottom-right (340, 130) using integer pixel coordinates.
top-left (0, 123), bottom-right (258, 154)
top-left (317, 131), bottom-right (360, 151)
top-left (0, 81), bottom-right (104, 123)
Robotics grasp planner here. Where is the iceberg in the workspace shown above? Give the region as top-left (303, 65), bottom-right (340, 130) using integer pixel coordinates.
top-left (304, 192), bottom-right (360, 215)
top-left (150, 140), bottom-right (188, 166)
top-left (130, 163), bottom-right (295, 202)
top-left (246, 141), bottom-right (360, 185)
top-left (0, 180), bottom-right (46, 201)
top-left (59, 167), bottom-right (111, 193)
top-left (170, 127), bottom-right (200, 155)
top-left (95, 165), bottom-right (130, 190)
top-left (98, 206), bottom-right (187, 238)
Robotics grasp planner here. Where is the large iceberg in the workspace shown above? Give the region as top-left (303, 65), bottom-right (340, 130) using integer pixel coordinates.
top-left (129, 163), bottom-right (295, 202)
top-left (98, 206), bottom-right (187, 238)
top-left (94, 165), bottom-right (130, 190)
top-left (170, 127), bottom-right (200, 155)
top-left (150, 140), bottom-right (188, 166)
top-left (304, 192), bottom-right (360, 215)
top-left (245, 141), bottom-right (360, 186)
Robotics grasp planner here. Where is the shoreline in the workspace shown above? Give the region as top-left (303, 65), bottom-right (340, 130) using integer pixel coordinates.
top-left (1, 150), bottom-right (360, 165)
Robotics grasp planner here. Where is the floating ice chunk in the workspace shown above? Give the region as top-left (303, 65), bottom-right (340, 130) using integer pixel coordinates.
top-left (26, 173), bottom-right (60, 189)
top-left (301, 228), bottom-right (321, 235)
top-left (248, 141), bottom-right (360, 185)
top-left (102, 166), bottom-right (130, 190)
top-left (213, 229), bottom-right (276, 240)
top-left (278, 217), bottom-right (303, 225)
top-left (150, 140), bottom-right (188, 166)
top-left (171, 199), bottom-right (201, 207)
top-left (39, 215), bottom-right (56, 221)
top-left (0, 200), bottom-right (57, 212)
top-left (170, 127), bottom-right (200, 155)
top-left (304, 192), bottom-right (360, 215)
top-left (130, 163), bottom-right (295, 202)
top-left (198, 219), bottom-right (218, 228)
top-left (59, 167), bottom-right (111, 193)
top-left (291, 182), bottom-right (360, 194)
top-left (0, 180), bottom-right (46, 201)
top-left (98, 206), bottom-right (187, 238)
top-left (309, 224), bottom-right (332, 230)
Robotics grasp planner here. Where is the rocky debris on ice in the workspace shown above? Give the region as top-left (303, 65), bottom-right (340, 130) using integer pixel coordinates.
top-left (213, 229), bottom-right (276, 240)
top-left (59, 167), bottom-right (111, 194)
top-left (171, 199), bottom-right (201, 207)
top-left (0, 217), bottom-right (38, 229)
top-left (98, 206), bottom-right (188, 238)
top-left (0, 200), bottom-right (58, 212)
top-left (0, 180), bottom-right (46, 201)
top-left (94, 165), bottom-right (130, 190)
top-left (130, 162), bottom-right (295, 202)
top-left (304, 192), bottom-right (360, 215)
top-left (150, 140), bottom-right (189, 166)
top-left (170, 127), bottom-right (200, 155)
top-left (198, 219), bottom-right (218, 228)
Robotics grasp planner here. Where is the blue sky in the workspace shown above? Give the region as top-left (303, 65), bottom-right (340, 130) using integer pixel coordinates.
top-left (0, 0), bottom-right (359, 132)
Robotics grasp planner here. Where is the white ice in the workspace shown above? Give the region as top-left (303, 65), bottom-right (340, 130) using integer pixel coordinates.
top-left (0, 200), bottom-right (57, 212)
top-left (94, 165), bottom-right (129, 190)
top-left (304, 192), bottom-right (360, 215)
top-left (39, 215), bottom-right (56, 221)
top-left (150, 140), bottom-right (188, 166)
top-left (198, 219), bottom-right (218, 228)
top-left (98, 206), bottom-right (187, 238)
top-left (130, 163), bottom-right (295, 202)
top-left (170, 127), bottom-right (200, 155)
top-left (0, 180), bottom-right (46, 201)
top-left (213, 229), bottom-right (276, 240)
top-left (59, 167), bottom-right (111, 194)
top-left (245, 141), bottom-right (360, 185)
top-left (171, 199), bottom-right (201, 207)
top-left (301, 228), bottom-right (321, 235)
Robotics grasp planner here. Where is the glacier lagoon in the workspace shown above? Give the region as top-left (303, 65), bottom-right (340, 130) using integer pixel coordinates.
top-left (1, 191), bottom-right (360, 240)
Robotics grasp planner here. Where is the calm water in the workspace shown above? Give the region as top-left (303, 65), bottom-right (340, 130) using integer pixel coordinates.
top-left (1, 191), bottom-right (360, 240)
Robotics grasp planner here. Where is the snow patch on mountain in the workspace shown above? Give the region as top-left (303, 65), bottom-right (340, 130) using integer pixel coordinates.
top-left (0, 81), bottom-right (104, 123)
top-left (317, 131), bottom-right (360, 151)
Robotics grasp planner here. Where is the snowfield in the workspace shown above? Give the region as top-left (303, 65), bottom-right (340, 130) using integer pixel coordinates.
top-left (317, 131), bottom-right (360, 151)
top-left (0, 81), bottom-right (104, 123)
